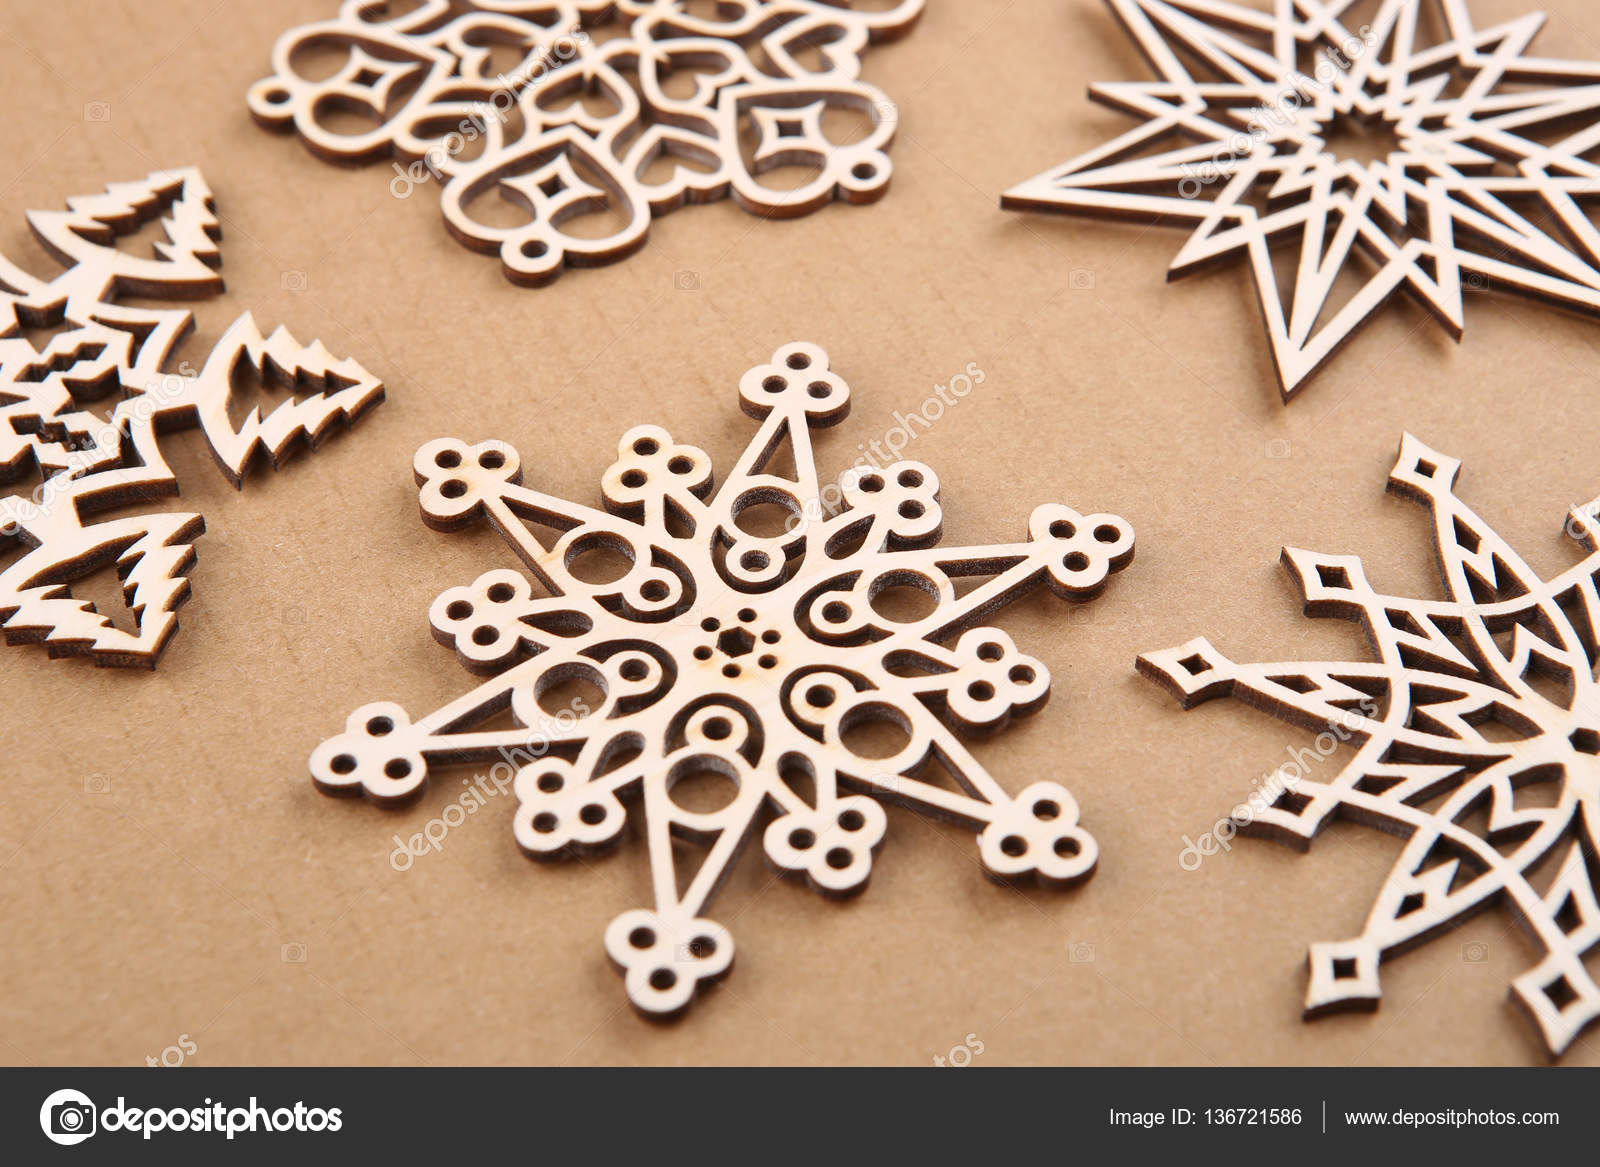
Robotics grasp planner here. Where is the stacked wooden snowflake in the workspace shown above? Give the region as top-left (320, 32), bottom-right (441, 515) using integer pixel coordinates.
top-left (312, 342), bottom-right (1134, 1015)
top-left (0, 169), bottom-right (383, 666)
top-left (249, 0), bottom-right (923, 285)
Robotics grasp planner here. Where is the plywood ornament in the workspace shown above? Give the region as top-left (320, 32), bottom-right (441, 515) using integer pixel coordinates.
top-left (1140, 435), bottom-right (1600, 1058)
top-left (0, 169), bottom-right (384, 667)
top-left (311, 342), bottom-right (1134, 1017)
top-left (1002, 0), bottom-right (1600, 400)
top-left (248, 0), bottom-right (923, 287)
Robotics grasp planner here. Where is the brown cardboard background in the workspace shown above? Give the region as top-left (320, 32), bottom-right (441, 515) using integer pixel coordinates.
top-left (3, 0), bottom-right (1599, 1066)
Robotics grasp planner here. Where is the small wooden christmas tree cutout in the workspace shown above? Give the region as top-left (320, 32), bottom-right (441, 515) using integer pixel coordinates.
top-left (1140, 435), bottom-right (1600, 1058)
top-left (311, 342), bottom-right (1135, 1017)
top-left (249, 1), bottom-right (923, 286)
top-left (0, 169), bottom-right (384, 667)
top-left (1003, 0), bottom-right (1600, 400)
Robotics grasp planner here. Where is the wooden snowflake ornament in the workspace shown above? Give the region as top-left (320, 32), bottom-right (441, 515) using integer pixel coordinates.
top-left (312, 343), bottom-right (1134, 1017)
top-left (249, 1), bottom-right (923, 286)
top-left (1140, 435), bottom-right (1600, 1057)
top-left (0, 169), bottom-right (383, 666)
top-left (1003, 0), bottom-right (1600, 399)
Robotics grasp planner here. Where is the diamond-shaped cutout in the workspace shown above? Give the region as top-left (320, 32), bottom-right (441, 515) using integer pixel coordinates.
top-left (1570, 728), bottom-right (1600, 755)
top-left (717, 627), bottom-right (754, 658)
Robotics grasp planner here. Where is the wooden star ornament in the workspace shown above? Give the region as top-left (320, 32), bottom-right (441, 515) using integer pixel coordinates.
top-left (1004, 0), bottom-right (1600, 399)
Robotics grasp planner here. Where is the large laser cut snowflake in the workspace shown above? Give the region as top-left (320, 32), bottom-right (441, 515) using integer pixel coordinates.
top-left (0, 169), bottom-right (383, 667)
top-left (1140, 435), bottom-right (1600, 1056)
top-left (1003, 0), bottom-right (1600, 399)
top-left (311, 343), bottom-right (1134, 1016)
top-left (249, 1), bottom-right (923, 286)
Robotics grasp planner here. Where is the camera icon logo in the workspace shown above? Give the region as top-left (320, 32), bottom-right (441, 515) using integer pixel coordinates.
top-left (673, 269), bottom-right (700, 291)
top-left (40, 1088), bottom-right (97, 1145)
top-left (1462, 941), bottom-right (1489, 963)
top-left (281, 942), bottom-right (308, 963)
top-left (1069, 941), bottom-right (1096, 964)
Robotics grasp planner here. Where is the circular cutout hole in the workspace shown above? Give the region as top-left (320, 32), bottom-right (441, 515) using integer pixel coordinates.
top-left (967, 681), bottom-right (994, 701)
top-left (649, 968), bottom-right (677, 991)
top-left (471, 626), bottom-right (498, 646)
top-left (806, 685), bottom-right (835, 708)
top-left (1034, 799), bottom-right (1060, 821)
top-left (621, 469), bottom-right (647, 488)
top-left (822, 601), bottom-right (850, 623)
top-left (897, 469), bottom-right (922, 487)
top-left (807, 381), bottom-right (830, 399)
top-left (538, 675), bottom-right (603, 716)
top-left (870, 584), bottom-right (936, 623)
top-left (851, 162), bottom-right (875, 180)
top-left (762, 375), bottom-right (786, 394)
top-left (898, 501), bottom-right (924, 520)
top-left (977, 642), bottom-right (1003, 661)
top-left (579, 803), bottom-right (606, 825)
top-left (1063, 552), bottom-right (1091, 572)
top-left (670, 769), bottom-right (739, 814)
top-left (761, 630), bottom-right (780, 644)
top-left (738, 608), bottom-right (756, 623)
top-left (1009, 665), bottom-right (1035, 684)
top-left (758, 654), bottom-right (777, 669)
top-left (366, 716), bottom-right (393, 736)
top-left (668, 456), bottom-right (694, 474)
top-left (435, 449), bottom-right (462, 469)
top-left (841, 714), bottom-right (910, 759)
top-left (478, 450), bottom-right (505, 469)
top-left (640, 579), bottom-right (669, 601)
top-left (629, 926), bottom-right (655, 949)
top-left (1094, 524), bottom-right (1121, 543)
top-left (789, 828), bottom-right (816, 850)
top-left (733, 500), bottom-right (792, 538)
top-left (633, 438), bottom-right (659, 456)
top-left (693, 646), bottom-right (713, 660)
top-left (1049, 520), bottom-right (1075, 539)
top-left (533, 812), bottom-right (558, 833)
top-left (620, 658), bottom-right (648, 682)
top-left (446, 600), bottom-right (473, 621)
top-left (687, 936), bottom-right (717, 958)
top-left (1054, 836), bottom-right (1081, 857)
top-left (567, 544), bottom-right (632, 584)
top-left (521, 239), bottom-right (548, 258)
top-left (740, 551), bottom-right (769, 571)
top-left (859, 474), bottom-right (883, 493)
top-left (826, 847), bottom-right (852, 869)
top-left (722, 663), bottom-right (740, 678)
top-left (701, 617), bottom-right (719, 632)
top-left (704, 717), bottom-right (732, 740)
top-left (786, 352), bottom-right (810, 369)
top-left (1000, 835), bottom-right (1027, 857)
top-left (486, 582), bottom-right (516, 603)
top-left (839, 809), bottom-right (865, 831)
top-left (536, 772), bottom-right (563, 793)
top-left (384, 758), bottom-right (411, 779)
top-left (440, 480), bottom-right (467, 499)
top-left (330, 754), bottom-right (356, 775)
